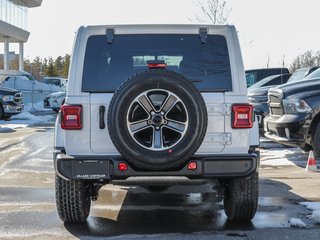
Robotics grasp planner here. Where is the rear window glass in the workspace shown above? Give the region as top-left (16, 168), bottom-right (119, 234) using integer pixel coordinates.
top-left (82, 34), bottom-right (232, 92)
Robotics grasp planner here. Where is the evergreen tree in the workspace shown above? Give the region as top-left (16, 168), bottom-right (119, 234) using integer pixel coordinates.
top-left (62, 54), bottom-right (71, 78)
top-left (32, 56), bottom-right (42, 79)
top-left (54, 56), bottom-right (63, 76)
top-left (46, 57), bottom-right (58, 77)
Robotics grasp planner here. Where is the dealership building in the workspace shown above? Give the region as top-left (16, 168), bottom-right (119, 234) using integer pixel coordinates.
top-left (0, 0), bottom-right (42, 71)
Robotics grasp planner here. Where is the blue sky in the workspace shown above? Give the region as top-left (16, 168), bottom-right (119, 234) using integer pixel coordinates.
top-left (22, 0), bottom-right (320, 69)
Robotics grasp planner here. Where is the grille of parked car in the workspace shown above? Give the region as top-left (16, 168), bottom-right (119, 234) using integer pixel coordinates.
top-left (14, 93), bottom-right (23, 104)
top-left (268, 93), bottom-right (283, 116)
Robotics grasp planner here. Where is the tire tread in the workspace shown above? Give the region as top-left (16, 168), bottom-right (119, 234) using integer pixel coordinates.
top-left (55, 175), bottom-right (91, 223)
top-left (223, 172), bottom-right (259, 222)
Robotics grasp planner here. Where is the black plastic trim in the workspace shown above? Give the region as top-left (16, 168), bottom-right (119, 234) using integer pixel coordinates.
top-left (99, 106), bottom-right (106, 129)
top-left (199, 28), bottom-right (208, 43)
top-left (54, 153), bottom-right (259, 181)
top-left (106, 29), bottom-right (114, 44)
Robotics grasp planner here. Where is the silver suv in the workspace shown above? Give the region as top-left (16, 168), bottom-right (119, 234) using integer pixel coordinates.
top-left (54, 24), bottom-right (260, 223)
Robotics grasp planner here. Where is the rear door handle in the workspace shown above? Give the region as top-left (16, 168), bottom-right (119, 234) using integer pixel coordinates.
top-left (99, 106), bottom-right (105, 129)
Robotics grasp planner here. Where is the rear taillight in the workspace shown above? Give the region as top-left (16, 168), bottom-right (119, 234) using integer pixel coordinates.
top-left (232, 104), bottom-right (253, 129)
top-left (148, 63), bottom-right (167, 69)
top-left (61, 105), bottom-right (82, 130)
top-left (147, 60), bottom-right (167, 69)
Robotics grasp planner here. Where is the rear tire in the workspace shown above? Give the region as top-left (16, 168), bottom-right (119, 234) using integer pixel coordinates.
top-left (55, 175), bottom-right (91, 223)
top-left (108, 70), bottom-right (207, 170)
top-left (223, 172), bottom-right (259, 222)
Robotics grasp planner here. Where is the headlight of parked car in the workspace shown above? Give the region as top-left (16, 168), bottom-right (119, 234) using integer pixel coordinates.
top-left (283, 99), bottom-right (312, 114)
top-left (2, 95), bottom-right (14, 102)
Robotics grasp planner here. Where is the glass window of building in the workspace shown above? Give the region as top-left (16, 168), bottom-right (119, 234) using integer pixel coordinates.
top-left (0, 0), bottom-right (28, 30)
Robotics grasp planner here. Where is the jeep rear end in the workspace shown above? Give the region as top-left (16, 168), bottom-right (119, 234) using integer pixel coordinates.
top-left (54, 24), bottom-right (259, 223)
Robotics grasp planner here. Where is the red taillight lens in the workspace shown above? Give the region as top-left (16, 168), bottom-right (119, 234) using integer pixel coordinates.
top-left (147, 63), bottom-right (167, 69)
top-left (187, 161), bottom-right (197, 170)
top-left (61, 105), bottom-right (82, 130)
top-left (118, 162), bottom-right (128, 171)
top-left (232, 104), bottom-right (253, 129)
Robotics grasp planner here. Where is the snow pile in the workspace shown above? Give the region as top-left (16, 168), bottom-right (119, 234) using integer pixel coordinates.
top-left (24, 102), bottom-right (52, 112)
top-left (289, 218), bottom-right (307, 228)
top-left (260, 148), bottom-right (307, 166)
top-left (300, 202), bottom-right (320, 223)
top-left (9, 111), bottom-right (52, 124)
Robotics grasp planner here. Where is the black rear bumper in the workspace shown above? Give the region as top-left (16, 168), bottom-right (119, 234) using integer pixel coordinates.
top-left (54, 152), bottom-right (259, 181)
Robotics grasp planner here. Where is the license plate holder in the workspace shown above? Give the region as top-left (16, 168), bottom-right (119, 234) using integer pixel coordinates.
top-left (73, 160), bottom-right (110, 179)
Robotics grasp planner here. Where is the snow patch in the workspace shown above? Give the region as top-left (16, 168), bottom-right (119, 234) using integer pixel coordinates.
top-left (300, 202), bottom-right (320, 224)
top-left (289, 218), bottom-right (307, 228)
top-left (0, 124), bottom-right (27, 132)
top-left (24, 102), bottom-right (52, 112)
top-left (308, 210), bottom-right (320, 223)
top-left (260, 147), bottom-right (308, 166)
top-left (300, 202), bottom-right (320, 211)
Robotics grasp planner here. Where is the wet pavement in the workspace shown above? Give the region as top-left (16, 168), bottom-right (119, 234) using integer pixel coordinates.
top-left (0, 125), bottom-right (319, 239)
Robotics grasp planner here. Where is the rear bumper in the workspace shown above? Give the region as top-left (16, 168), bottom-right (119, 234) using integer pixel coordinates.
top-left (54, 152), bottom-right (259, 181)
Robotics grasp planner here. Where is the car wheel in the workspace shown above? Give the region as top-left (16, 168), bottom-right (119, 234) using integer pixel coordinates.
top-left (108, 70), bottom-right (207, 170)
top-left (55, 175), bottom-right (91, 223)
top-left (223, 172), bottom-right (259, 222)
top-left (312, 122), bottom-right (320, 157)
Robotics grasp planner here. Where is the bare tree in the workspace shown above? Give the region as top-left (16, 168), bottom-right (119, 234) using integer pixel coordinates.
top-left (193, 0), bottom-right (231, 24)
top-left (290, 50), bottom-right (320, 72)
top-left (266, 53), bottom-right (270, 68)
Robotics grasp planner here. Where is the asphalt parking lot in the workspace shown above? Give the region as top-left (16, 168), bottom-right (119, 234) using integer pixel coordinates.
top-left (0, 116), bottom-right (319, 239)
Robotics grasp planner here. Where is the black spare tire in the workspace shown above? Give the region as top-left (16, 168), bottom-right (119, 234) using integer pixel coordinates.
top-left (108, 70), bottom-right (207, 170)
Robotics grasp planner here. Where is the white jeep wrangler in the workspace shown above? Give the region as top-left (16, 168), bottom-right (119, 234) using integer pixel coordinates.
top-left (54, 24), bottom-right (260, 223)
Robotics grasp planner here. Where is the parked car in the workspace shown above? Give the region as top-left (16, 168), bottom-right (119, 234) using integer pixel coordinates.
top-left (248, 74), bottom-right (291, 134)
top-left (301, 67), bottom-right (320, 81)
top-left (264, 78), bottom-right (320, 155)
top-left (42, 77), bottom-right (68, 88)
top-left (248, 74), bottom-right (291, 90)
top-left (0, 73), bottom-right (24, 120)
top-left (43, 91), bottom-right (66, 112)
top-left (286, 67), bottom-right (319, 84)
top-left (0, 70), bottom-right (35, 81)
top-left (54, 24), bottom-right (260, 223)
top-left (245, 68), bottom-right (289, 87)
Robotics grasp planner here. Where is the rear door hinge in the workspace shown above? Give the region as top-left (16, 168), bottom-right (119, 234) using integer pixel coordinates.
top-left (224, 103), bottom-right (232, 115)
top-left (224, 133), bottom-right (232, 145)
